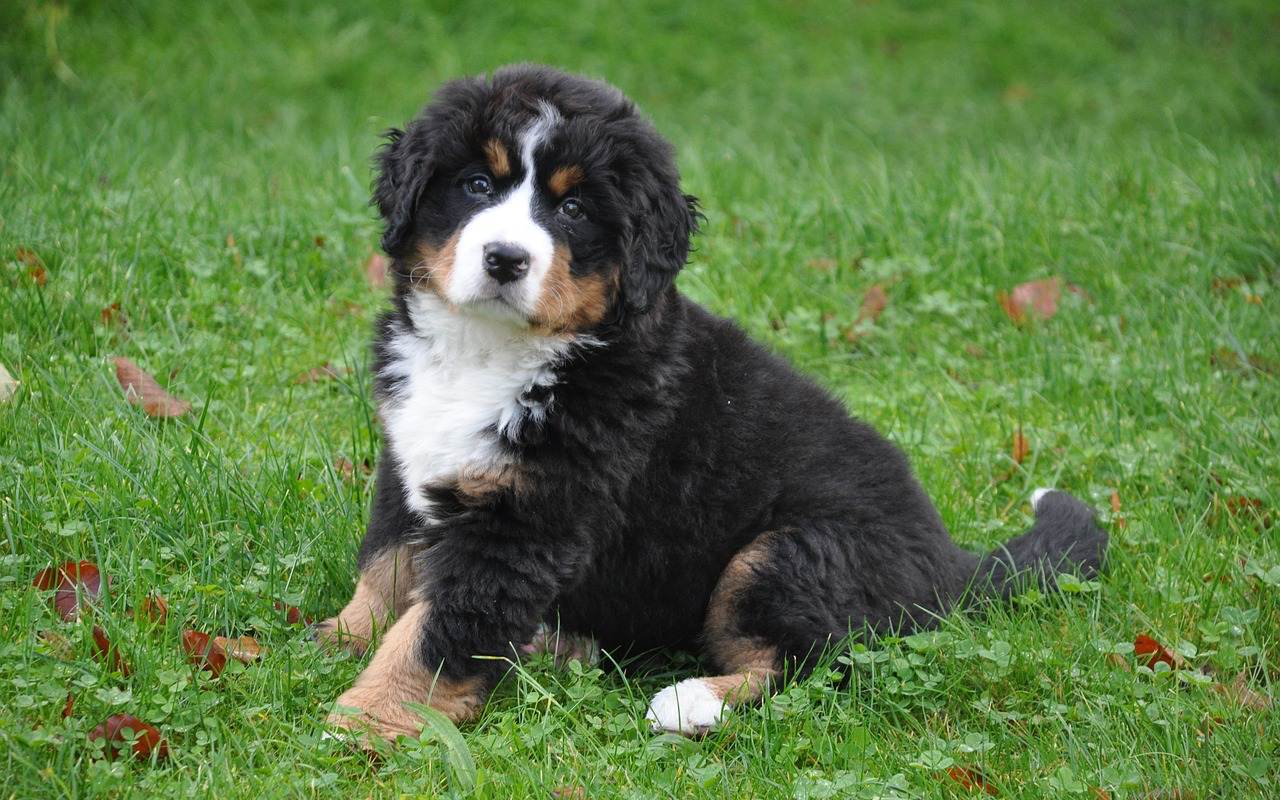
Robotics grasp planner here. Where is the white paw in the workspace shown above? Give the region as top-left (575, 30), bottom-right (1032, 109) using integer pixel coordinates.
top-left (1030, 487), bottom-right (1057, 512)
top-left (645, 679), bottom-right (726, 735)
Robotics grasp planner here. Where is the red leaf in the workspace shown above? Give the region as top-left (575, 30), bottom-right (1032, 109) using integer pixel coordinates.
top-left (999, 277), bottom-right (1061, 324)
top-left (947, 765), bottom-right (998, 795)
top-left (138, 594), bottom-right (168, 625)
top-left (113, 357), bottom-right (192, 418)
top-left (99, 302), bottom-right (128, 328)
top-left (92, 626), bottom-right (132, 676)
top-left (62, 693), bottom-right (75, 719)
top-left (88, 714), bottom-right (169, 761)
top-left (274, 600), bottom-right (310, 626)
top-left (364, 252), bottom-right (389, 288)
top-left (32, 560), bottom-right (102, 621)
top-left (1134, 633), bottom-right (1184, 670)
top-left (182, 629), bottom-right (227, 676)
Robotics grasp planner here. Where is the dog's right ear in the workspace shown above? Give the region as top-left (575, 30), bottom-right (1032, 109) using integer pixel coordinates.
top-left (372, 126), bottom-right (434, 258)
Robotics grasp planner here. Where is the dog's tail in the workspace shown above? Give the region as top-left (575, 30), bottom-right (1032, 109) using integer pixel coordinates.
top-left (974, 488), bottom-right (1109, 600)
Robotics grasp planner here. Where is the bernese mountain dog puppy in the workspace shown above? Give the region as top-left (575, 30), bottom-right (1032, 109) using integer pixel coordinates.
top-left (316, 64), bottom-right (1108, 739)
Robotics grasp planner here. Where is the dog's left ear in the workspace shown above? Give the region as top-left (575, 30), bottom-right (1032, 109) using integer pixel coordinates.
top-left (372, 125), bottom-right (435, 258)
top-left (621, 176), bottom-right (701, 314)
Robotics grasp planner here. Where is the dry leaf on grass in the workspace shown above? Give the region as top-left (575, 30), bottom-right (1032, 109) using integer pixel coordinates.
top-left (998, 277), bottom-right (1061, 324)
top-left (843, 284), bottom-right (890, 342)
top-left (181, 629), bottom-right (228, 676)
top-left (33, 560), bottom-right (103, 621)
top-left (1011, 427), bottom-right (1030, 465)
top-left (364, 252), bottom-right (390, 288)
top-left (137, 594), bottom-right (168, 625)
top-left (274, 600), bottom-right (310, 626)
top-left (214, 635), bottom-right (265, 664)
top-left (91, 626), bottom-right (132, 676)
top-left (1212, 672), bottom-right (1273, 712)
top-left (946, 765), bottom-right (998, 795)
top-left (0, 363), bottom-right (17, 403)
top-left (16, 247), bottom-right (47, 286)
top-left (1133, 633), bottom-right (1185, 670)
top-left (113, 357), bottom-right (191, 417)
top-left (62, 693), bottom-right (75, 719)
top-left (292, 362), bottom-right (351, 385)
top-left (89, 714), bottom-right (169, 761)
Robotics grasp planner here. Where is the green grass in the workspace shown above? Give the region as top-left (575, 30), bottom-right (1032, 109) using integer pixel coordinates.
top-left (2, 1), bottom-right (1278, 796)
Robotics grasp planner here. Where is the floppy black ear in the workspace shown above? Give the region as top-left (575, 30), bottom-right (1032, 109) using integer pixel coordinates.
top-left (621, 181), bottom-right (701, 314)
top-left (372, 126), bottom-right (434, 258)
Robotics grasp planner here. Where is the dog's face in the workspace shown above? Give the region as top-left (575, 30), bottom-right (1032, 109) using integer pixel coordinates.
top-left (374, 66), bottom-right (700, 333)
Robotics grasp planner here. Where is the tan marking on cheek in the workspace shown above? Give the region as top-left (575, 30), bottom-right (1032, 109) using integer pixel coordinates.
top-left (313, 544), bottom-right (418, 656)
top-left (531, 246), bottom-right (616, 334)
top-left (409, 231), bottom-right (460, 302)
top-left (455, 464), bottom-right (527, 505)
top-left (328, 602), bottom-right (486, 741)
top-left (483, 139), bottom-right (511, 178)
top-left (548, 165), bottom-right (584, 196)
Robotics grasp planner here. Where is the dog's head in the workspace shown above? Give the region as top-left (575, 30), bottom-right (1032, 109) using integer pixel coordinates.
top-left (374, 65), bottom-right (700, 333)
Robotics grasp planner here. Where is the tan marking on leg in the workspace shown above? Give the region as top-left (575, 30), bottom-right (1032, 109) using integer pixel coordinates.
top-left (483, 138), bottom-right (511, 178)
top-left (548, 164), bottom-right (584, 196)
top-left (531, 246), bottom-right (616, 334)
top-left (455, 463), bottom-right (527, 505)
top-left (314, 544), bottom-right (417, 656)
top-left (700, 532), bottom-right (782, 704)
top-left (328, 602), bottom-right (485, 742)
top-left (408, 231), bottom-right (460, 302)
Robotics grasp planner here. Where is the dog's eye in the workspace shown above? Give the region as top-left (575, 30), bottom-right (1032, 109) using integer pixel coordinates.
top-left (558, 198), bottom-right (585, 220)
top-left (464, 175), bottom-right (494, 196)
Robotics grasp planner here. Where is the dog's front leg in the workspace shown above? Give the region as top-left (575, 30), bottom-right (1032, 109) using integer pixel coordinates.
top-left (327, 526), bottom-right (567, 742)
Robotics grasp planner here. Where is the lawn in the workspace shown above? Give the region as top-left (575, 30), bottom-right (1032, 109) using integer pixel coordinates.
top-left (2, 1), bottom-right (1278, 797)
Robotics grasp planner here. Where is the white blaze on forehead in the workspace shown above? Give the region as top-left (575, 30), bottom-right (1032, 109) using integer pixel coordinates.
top-left (445, 104), bottom-right (561, 315)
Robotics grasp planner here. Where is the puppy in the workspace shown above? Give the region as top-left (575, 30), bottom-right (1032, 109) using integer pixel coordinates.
top-left (316, 64), bottom-right (1107, 738)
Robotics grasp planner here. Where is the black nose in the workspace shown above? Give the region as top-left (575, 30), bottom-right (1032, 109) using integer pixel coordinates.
top-left (483, 242), bottom-right (530, 284)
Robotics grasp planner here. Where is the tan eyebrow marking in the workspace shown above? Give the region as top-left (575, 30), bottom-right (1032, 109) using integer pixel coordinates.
top-left (548, 165), bottom-right (585, 196)
top-left (483, 139), bottom-right (511, 178)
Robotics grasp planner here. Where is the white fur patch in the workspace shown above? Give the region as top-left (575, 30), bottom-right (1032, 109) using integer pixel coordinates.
top-left (381, 292), bottom-right (576, 520)
top-left (645, 678), bottom-right (727, 735)
top-left (1030, 487), bottom-right (1056, 512)
top-left (447, 104), bottom-right (560, 316)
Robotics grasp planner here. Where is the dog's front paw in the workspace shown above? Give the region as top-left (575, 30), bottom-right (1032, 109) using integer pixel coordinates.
top-left (645, 679), bottom-right (727, 736)
top-left (310, 617), bottom-right (373, 657)
top-left (520, 624), bottom-right (600, 667)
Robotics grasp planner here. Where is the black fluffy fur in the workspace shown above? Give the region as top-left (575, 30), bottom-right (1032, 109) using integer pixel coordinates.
top-left (350, 65), bottom-right (1108, 689)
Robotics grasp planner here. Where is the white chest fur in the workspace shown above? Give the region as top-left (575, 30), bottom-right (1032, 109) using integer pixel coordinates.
top-left (379, 294), bottom-right (574, 520)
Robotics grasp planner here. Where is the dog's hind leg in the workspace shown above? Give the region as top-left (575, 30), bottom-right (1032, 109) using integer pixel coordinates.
top-left (646, 532), bottom-right (782, 735)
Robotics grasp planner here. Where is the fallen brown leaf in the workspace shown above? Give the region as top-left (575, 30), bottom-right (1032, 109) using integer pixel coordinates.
top-left (182, 629), bottom-right (228, 676)
top-left (113, 357), bottom-right (191, 418)
top-left (16, 248), bottom-right (47, 286)
top-left (33, 560), bottom-right (103, 621)
top-left (92, 626), bottom-right (132, 676)
top-left (99, 302), bottom-right (128, 328)
top-left (946, 765), bottom-right (998, 795)
top-left (1109, 490), bottom-right (1127, 528)
top-left (214, 634), bottom-right (265, 664)
top-left (365, 252), bottom-right (389, 288)
top-left (999, 277), bottom-right (1061, 325)
top-left (61, 693), bottom-right (75, 719)
top-left (1134, 633), bottom-right (1185, 670)
top-left (88, 714), bottom-right (169, 761)
top-left (0, 363), bottom-right (17, 403)
top-left (274, 600), bottom-right (310, 626)
top-left (1011, 427), bottom-right (1030, 465)
top-left (292, 362), bottom-right (351, 385)
top-left (1212, 672), bottom-right (1272, 712)
top-left (137, 594), bottom-right (168, 625)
